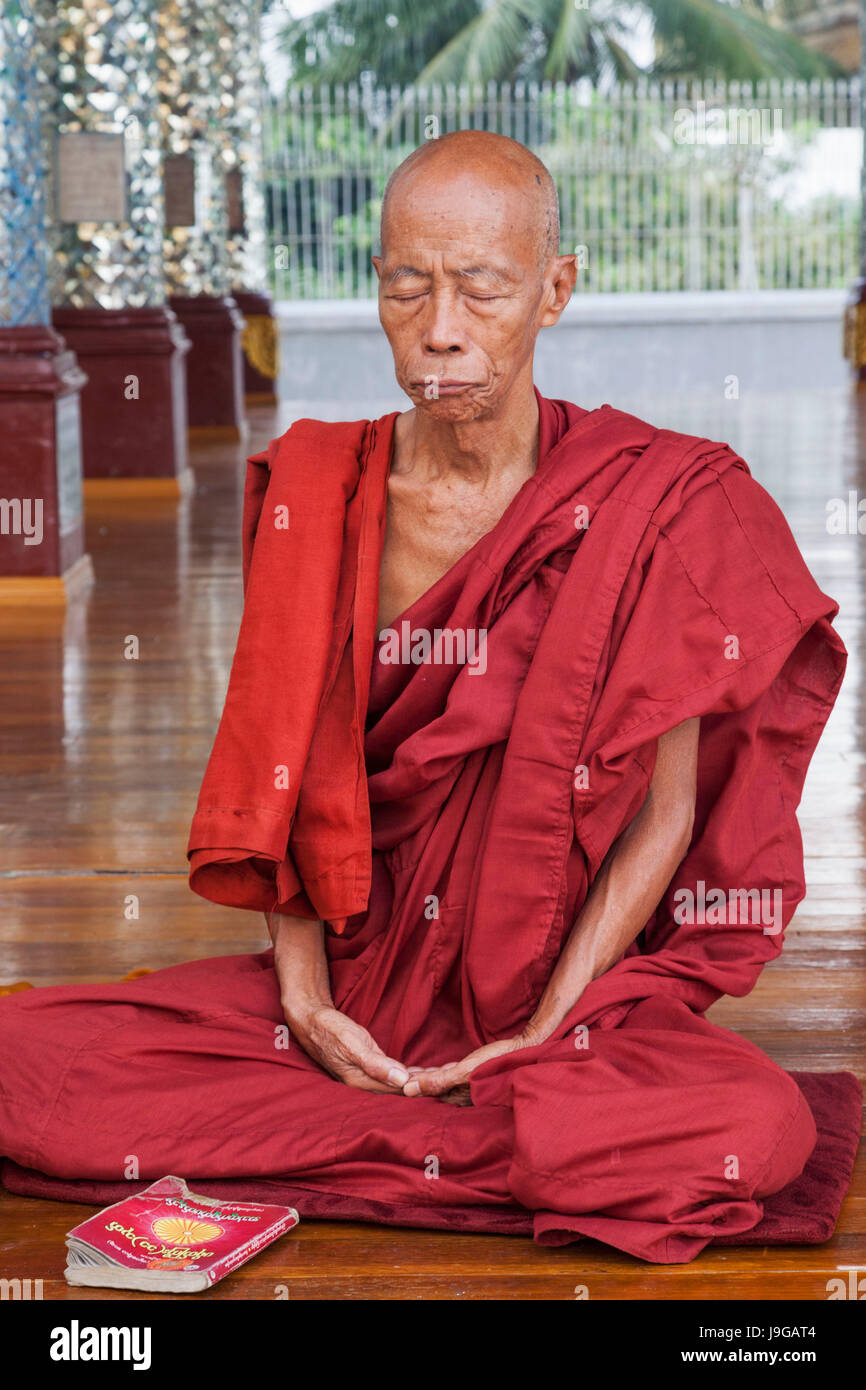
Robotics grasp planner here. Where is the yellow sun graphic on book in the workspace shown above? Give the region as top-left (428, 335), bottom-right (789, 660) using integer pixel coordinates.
top-left (151, 1216), bottom-right (224, 1246)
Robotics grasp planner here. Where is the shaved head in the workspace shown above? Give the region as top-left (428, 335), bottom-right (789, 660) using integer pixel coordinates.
top-left (381, 130), bottom-right (560, 274)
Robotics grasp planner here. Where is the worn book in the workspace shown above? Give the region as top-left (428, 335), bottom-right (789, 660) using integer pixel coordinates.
top-left (63, 1175), bottom-right (299, 1293)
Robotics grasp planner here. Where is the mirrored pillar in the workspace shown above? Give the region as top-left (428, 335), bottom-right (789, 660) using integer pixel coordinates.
top-left (0, 0), bottom-right (90, 600)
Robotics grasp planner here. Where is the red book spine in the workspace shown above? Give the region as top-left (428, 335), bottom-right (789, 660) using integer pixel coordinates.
top-left (204, 1211), bottom-right (299, 1286)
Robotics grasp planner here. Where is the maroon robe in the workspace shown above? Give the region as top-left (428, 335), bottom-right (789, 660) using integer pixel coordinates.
top-left (0, 392), bottom-right (853, 1262)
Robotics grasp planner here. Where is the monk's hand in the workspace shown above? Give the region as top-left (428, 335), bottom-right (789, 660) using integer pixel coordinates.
top-left (289, 1002), bottom-right (412, 1095)
top-left (272, 915), bottom-right (411, 1095)
top-left (402, 1027), bottom-right (546, 1102)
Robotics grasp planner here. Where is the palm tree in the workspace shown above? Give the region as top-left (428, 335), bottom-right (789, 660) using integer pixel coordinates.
top-left (273, 0), bottom-right (839, 86)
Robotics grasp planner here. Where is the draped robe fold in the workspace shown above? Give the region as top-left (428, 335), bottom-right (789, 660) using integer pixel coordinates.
top-left (0, 392), bottom-right (849, 1263)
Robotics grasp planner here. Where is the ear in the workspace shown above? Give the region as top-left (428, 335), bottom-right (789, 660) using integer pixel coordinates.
top-left (371, 255), bottom-right (383, 281)
top-left (539, 255), bottom-right (577, 327)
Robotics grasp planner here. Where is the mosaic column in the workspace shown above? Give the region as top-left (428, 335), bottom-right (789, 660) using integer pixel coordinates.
top-left (843, 0), bottom-right (866, 380)
top-left (159, 0), bottom-right (247, 438)
top-left (222, 0), bottom-right (280, 406)
top-left (36, 0), bottom-right (191, 493)
top-left (0, 0), bottom-right (90, 600)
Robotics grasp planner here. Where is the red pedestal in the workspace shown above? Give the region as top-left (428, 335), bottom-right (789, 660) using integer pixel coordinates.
top-left (0, 325), bottom-right (92, 601)
top-left (168, 295), bottom-right (247, 438)
top-left (233, 289), bottom-right (280, 405)
top-left (52, 306), bottom-right (191, 490)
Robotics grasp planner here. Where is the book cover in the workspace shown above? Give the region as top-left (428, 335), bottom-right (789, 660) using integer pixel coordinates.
top-left (64, 1175), bottom-right (299, 1292)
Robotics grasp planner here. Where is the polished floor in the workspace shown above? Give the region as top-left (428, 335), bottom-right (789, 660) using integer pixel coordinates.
top-left (1, 388), bottom-right (864, 1299)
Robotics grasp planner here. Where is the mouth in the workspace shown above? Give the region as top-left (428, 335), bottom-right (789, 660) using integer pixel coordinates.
top-left (412, 379), bottom-right (477, 396)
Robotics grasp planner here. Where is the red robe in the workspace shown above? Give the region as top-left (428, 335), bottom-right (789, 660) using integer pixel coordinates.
top-left (0, 392), bottom-right (852, 1262)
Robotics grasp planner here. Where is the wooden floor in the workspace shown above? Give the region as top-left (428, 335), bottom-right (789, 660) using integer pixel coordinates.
top-left (1, 389), bottom-right (864, 1300)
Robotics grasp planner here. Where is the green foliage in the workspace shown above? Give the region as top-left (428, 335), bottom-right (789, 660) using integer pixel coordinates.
top-left (275, 0), bottom-right (841, 86)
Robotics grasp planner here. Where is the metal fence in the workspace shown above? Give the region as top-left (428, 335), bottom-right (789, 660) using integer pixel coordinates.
top-left (261, 78), bottom-right (861, 299)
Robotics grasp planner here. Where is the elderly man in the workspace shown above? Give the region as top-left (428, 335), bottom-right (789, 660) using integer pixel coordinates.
top-left (0, 132), bottom-right (847, 1263)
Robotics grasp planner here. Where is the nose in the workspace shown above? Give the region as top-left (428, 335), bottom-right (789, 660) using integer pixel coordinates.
top-left (421, 290), bottom-right (467, 357)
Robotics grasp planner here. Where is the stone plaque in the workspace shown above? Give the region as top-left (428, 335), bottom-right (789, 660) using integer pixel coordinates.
top-left (164, 154), bottom-right (197, 227)
top-left (57, 132), bottom-right (127, 223)
top-left (226, 167), bottom-right (245, 235)
top-left (55, 393), bottom-right (84, 535)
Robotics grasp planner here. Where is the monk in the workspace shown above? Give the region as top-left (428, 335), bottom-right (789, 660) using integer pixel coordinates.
top-left (0, 132), bottom-right (848, 1264)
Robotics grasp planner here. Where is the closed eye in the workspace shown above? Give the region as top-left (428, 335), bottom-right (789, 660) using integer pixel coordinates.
top-left (387, 291), bottom-right (503, 301)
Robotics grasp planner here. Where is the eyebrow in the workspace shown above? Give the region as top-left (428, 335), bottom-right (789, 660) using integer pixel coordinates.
top-left (384, 265), bottom-right (428, 285)
top-left (458, 264), bottom-right (514, 286)
top-left (385, 263), bottom-right (515, 287)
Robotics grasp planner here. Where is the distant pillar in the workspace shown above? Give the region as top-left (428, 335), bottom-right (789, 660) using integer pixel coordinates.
top-left (159, 1), bottom-right (247, 439)
top-left (35, 0), bottom-right (191, 495)
top-left (235, 291), bottom-right (280, 405)
top-left (843, 0), bottom-right (866, 382)
top-left (0, 0), bottom-right (91, 604)
top-left (165, 294), bottom-right (246, 436)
